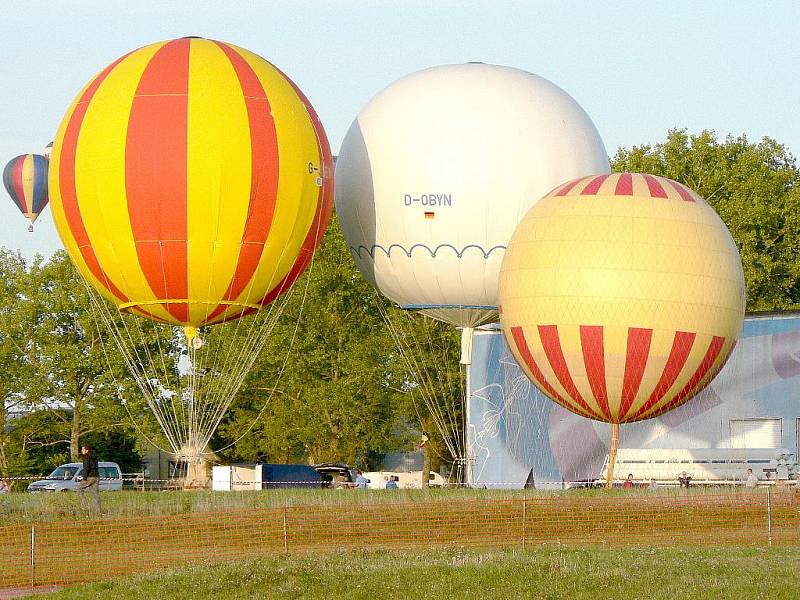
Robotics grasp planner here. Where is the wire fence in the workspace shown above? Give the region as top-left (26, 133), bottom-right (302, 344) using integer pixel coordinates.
top-left (1, 488), bottom-right (798, 589)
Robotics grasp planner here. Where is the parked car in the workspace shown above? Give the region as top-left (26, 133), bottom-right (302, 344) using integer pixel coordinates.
top-left (363, 470), bottom-right (446, 489)
top-left (313, 463), bottom-right (358, 488)
top-left (26, 462), bottom-right (123, 493)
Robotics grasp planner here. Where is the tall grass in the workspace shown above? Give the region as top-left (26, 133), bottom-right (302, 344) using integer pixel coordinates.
top-left (0, 488), bottom-right (788, 525)
top-left (0, 486), bottom-right (776, 525)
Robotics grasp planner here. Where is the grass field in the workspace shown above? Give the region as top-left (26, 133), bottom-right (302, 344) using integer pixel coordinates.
top-left (2, 488), bottom-right (797, 595)
top-left (25, 546), bottom-right (800, 599)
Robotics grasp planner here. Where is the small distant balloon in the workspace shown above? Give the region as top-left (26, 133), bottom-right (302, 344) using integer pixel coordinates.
top-left (3, 154), bottom-right (49, 232)
top-left (43, 142), bottom-right (53, 160)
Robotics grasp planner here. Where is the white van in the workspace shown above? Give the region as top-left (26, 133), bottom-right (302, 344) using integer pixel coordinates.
top-left (26, 462), bottom-right (124, 492)
top-left (363, 470), bottom-right (445, 489)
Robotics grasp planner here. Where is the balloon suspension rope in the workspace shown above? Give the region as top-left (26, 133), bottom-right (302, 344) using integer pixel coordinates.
top-left (606, 421), bottom-right (620, 489)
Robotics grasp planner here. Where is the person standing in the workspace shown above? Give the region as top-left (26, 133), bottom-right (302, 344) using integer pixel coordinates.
top-left (78, 445), bottom-right (101, 513)
top-left (355, 470), bottom-right (368, 489)
top-left (622, 473), bottom-right (634, 489)
top-left (385, 475), bottom-right (399, 489)
top-left (745, 468), bottom-right (758, 488)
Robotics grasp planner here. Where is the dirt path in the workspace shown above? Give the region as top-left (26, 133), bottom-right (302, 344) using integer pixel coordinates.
top-left (0, 586), bottom-right (61, 599)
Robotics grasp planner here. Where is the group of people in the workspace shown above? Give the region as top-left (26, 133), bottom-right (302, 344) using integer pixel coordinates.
top-left (619, 468), bottom-right (771, 489)
top-left (352, 471), bottom-right (400, 489)
top-left (621, 474), bottom-right (659, 490)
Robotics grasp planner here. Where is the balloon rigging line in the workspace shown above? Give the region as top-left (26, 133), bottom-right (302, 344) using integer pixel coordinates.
top-left (213, 202), bottom-right (327, 453)
top-left (191, 234), bottom-right (298, 453)
top-left (77, 159), bottom-right (331, 466)
top-left (375, 298), bottom-right (465, 462)
top-left (86, 284), bottom-right (176, 456)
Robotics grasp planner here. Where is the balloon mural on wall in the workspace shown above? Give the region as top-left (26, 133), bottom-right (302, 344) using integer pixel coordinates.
top-left (3, 154), bottom-right (49, 231)
top-left (498, 172), bottom-right (746, 484)
top-left (48, 37), bottom-right (333, 484)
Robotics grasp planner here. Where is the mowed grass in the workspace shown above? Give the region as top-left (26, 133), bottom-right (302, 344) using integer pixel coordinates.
top-left (30, 546), bottom-right (800, 600)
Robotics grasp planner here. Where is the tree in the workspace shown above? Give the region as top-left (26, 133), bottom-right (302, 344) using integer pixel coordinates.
top-left (613, 129), bottom-right (800, 310)
top-left (0, 249), bottom-right (33, 478)
top-left (217, 214), bottom-right (410, 468)
top-left (19, 252), bottom-right (148, 462)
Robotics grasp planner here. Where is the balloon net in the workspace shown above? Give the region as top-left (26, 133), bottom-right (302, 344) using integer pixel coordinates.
top-left (79, 243), bottom-right (321, 486)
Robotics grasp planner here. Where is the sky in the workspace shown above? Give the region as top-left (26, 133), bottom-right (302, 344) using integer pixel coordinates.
top-left (1, 1), bottom-right (799, 258)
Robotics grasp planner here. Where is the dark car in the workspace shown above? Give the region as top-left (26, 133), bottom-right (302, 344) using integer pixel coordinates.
top-left (314, 463), bottom-right (357, 488)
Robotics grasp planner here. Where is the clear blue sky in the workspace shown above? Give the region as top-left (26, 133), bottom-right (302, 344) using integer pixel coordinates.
top-left (2, 1), bottom-right (798, 258)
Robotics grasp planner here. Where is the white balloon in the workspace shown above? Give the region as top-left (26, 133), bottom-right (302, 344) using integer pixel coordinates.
top-left (335, 63), bottom-right (610, 327)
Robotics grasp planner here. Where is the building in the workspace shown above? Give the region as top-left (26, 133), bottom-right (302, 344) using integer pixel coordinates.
top-left (466, 312), bottom-right (800, 487)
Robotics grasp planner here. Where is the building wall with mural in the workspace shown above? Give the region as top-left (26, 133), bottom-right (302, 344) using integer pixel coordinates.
top-left (467, 313), bottom-right (800, 487)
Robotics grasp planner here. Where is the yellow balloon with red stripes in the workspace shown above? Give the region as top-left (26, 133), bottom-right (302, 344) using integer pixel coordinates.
top-left (498, 173), bottom-right (745, 423)
top-left (49, 37), bottom-right (333, 328)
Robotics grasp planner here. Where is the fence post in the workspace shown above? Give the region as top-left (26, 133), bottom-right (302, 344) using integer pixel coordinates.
top-left (521, 495), bottom-right (527, 550)
top-left (30, 525), bottom-right (35, 590)
top-left (283, 508), bottom-right (289, 552)
top-left (766, 487), bottom-right (772, 547)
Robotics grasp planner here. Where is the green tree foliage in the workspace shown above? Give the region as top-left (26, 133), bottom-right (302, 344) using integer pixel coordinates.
top-left (612, 130), bottom-right (800, 310)
top-left (0, 249), bottom-right (32, 478)
top-left (22, 253), bottom-right (141, 461)
top-left (217, 215), bottom-right (410, 468)
top-left (2, 252), bottom-right (148, 476)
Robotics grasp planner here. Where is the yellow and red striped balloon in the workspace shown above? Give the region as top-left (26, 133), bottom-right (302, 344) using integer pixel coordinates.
top-left (498, 173), bottom-right (745, 423)
top-left (49, 37), bottom-right (333, 328)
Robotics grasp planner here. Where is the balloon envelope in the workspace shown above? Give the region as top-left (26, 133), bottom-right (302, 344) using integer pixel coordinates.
top-left (3, 154), bottom-right (49, 228)
top-left (499, 173), bottom-right (745, 423)
top-left (335, 63), bottom-right (610, 328)
top-left (49, 37), bottom-right (333, 327)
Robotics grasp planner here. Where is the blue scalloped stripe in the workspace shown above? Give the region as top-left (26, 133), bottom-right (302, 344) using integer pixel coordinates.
top-left (350, 243), bottom-right (506, 259)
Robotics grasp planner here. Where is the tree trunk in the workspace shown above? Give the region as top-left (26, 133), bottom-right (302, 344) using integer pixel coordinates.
top-left (70, 398), bottom-right (83, 461)
top-left (0, 437), bottom-right (8, 478)
top-left (605, 422), bottom-right (620, 489)
top-left (422, 440), bottom-right (431, 488)
top-left (0, 401), bottom-right (7, 477)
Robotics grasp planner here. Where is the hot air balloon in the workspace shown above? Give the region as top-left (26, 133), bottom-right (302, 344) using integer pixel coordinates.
top-left (49, 37), bottom-right (333, 485)
top-left (43, 142), bottom-right (53, 160)
top-left (336, 63), bottom-right (610, 477)
top-left (3, 154), bottom-right (49, 231)
top-left (498, 172), bottom-right (745, 486)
